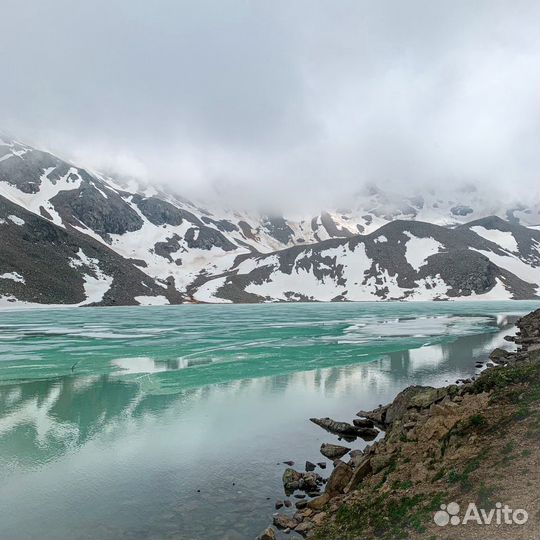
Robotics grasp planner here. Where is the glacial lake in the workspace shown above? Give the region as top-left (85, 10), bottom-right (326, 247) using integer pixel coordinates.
top-left (0, 300), bottom-right (537, 539)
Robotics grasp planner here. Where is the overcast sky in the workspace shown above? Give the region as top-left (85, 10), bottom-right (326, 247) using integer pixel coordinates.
top-left (1, 0), bottom-right (538, 209)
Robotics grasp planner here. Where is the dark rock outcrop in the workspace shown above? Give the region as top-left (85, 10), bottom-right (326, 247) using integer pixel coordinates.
top-left (310, 417), bottom-right (373, 438)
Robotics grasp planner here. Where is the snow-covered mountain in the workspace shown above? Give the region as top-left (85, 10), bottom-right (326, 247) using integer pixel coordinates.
top-left (0, 135), bottom-right (538, 306)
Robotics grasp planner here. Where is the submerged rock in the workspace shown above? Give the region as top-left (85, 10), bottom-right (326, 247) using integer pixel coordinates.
top-left (301, 472), bottom-right (323, 491)
top-left (283, 467), bottom-right (323, 493)
top-left (305, 460), bottom-right (316, 471)
top-left (282, 468), bottom-right (302, 491)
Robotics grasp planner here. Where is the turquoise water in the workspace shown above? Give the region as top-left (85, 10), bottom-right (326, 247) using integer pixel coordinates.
top-left (0, 301), bottom-right (537, 539)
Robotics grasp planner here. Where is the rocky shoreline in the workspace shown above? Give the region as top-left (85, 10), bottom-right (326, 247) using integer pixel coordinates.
top-left (259, 309), bottom-right (540, 540)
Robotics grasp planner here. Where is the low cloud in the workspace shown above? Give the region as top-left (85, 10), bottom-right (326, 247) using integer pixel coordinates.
top-left (1, 0), bottom-right (538, 210)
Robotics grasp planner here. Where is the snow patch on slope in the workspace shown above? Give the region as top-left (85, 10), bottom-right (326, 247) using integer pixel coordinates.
top-left (134, 295), bottom-right (169, 306)
top-left (69, 249), bottom-right (113, 304)
top-left (403, 232), bottom-right (444, 271)
top-left (0, 167), bottom-right (82, 227)
top-left (471, 226), bottom-right (519, 253)
top-left (193, 277), bottom-right (232, 303)
top-left (0, 272), bottom-right (25, 283)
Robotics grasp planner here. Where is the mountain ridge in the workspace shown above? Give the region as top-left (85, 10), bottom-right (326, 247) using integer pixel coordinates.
top-left (0, 135), bottom-right (538, 306)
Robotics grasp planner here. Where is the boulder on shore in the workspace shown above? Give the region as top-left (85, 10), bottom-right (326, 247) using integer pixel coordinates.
top-left (295, 520), bottom-right (313, 536)
top-left (307, 492), bottom-right (331, 510)
top-left (358, 386), bottom-right (448, 427)
top-left (320, 443), bottom-right (350, 459)
top-left (325, 460), bottom-right (353, 495)
top-left (356, 405), bottom-right (388, 427)
top-left (490, 347), bottom-right (511, 361)
top-left (273, 514), bottom-right (297, 530)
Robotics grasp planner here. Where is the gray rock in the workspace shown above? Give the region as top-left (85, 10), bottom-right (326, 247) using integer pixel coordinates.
top-left (490, 347), bottom-right (510, 360)
top-left (356, 427), bottom-right (379, 440)
top-left (356, 405), bottom-right (388, 427)
top-left (273, 514), bottom-right (297, 530)
top-left (325, 460), bottom-right (353, 495)
top-left (352, 418), bottom-right (374, 428)
top-left (301, 471), bottom-right (323, 491)
top-left (349, 449), bottom-right (364, 467)
top-left (320, 443), bottom-right (350, 460)
top-left (310, 417), bottom-right (361, 437)
top-left (345, 457), bottom-right (372, 492)
top-left (257, 527), bottom-right (276, 540)
top-left (295, 521), bottom-right (313, 536)
top-left (282, 468), bottom-right (302, 491)
top-left (307, 493), bottom-right (330, 510)
top-left (293, 511), bottom-right (304, 523)
top-left (384, 386), bottom-right (448, 424)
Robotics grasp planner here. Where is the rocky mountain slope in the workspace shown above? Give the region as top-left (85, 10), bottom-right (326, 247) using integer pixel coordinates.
top-left (0, 135), bottom-right (539, 306)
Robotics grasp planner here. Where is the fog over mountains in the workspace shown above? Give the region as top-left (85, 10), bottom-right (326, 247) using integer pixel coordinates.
top-left (1, 136), bottom-right (538, 306)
